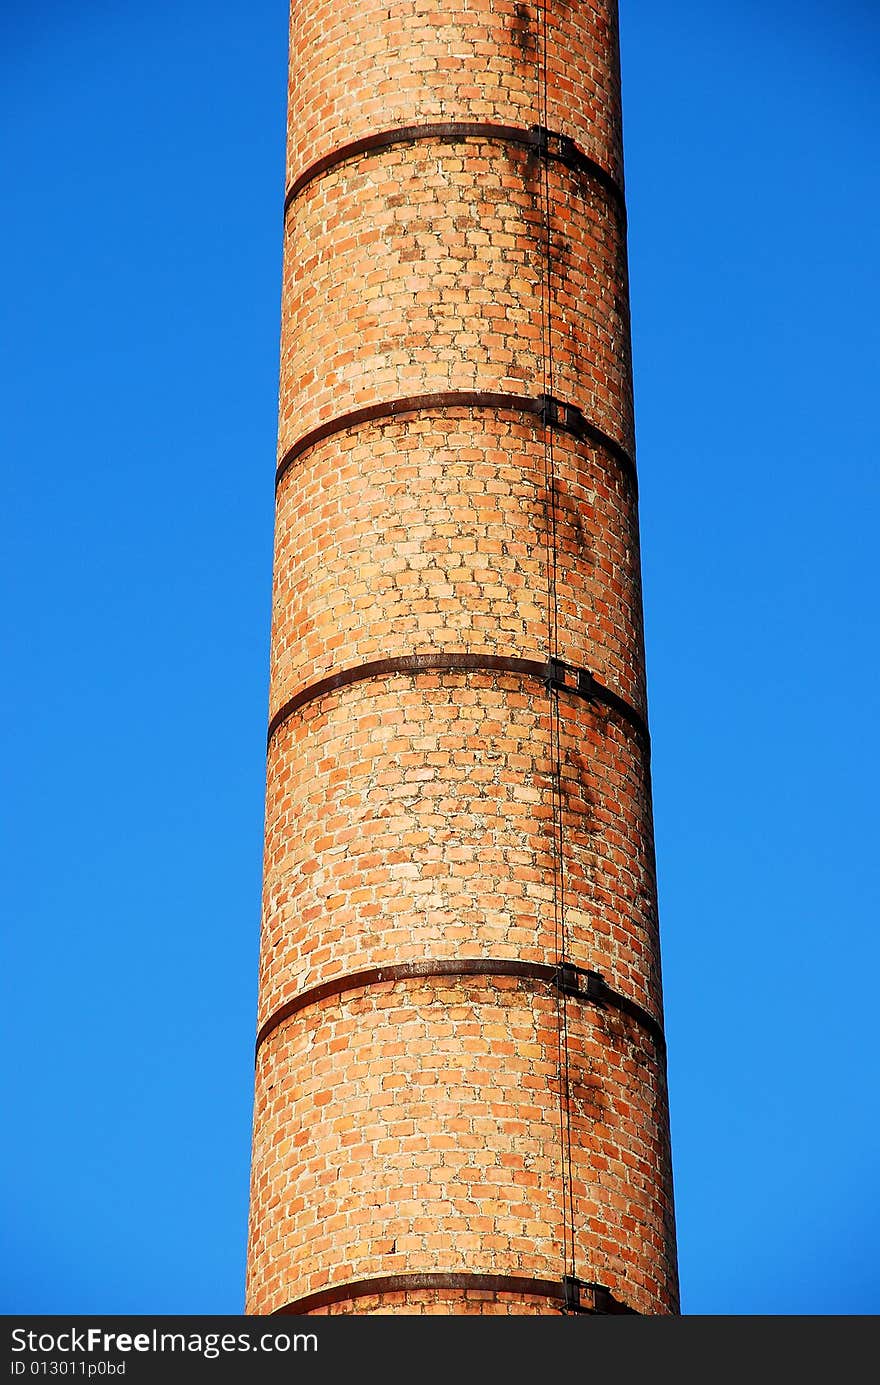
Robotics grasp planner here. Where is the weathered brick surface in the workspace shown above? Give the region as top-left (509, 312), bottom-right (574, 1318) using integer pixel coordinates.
top-left (247, 0), bottom-right (678, 1316)
top-left (286, 0), bottom-right (625, 189)
top-left (270, 419), bottom-right (646, 720)
top-left (247, 978), bottom-right (676, 1316)
top-left (278, 150), bottom-right (633, 459)
top-left (258, 678), bottom-right (660, 1029)
top-left (309, 1291), bottom-right (557, 1315)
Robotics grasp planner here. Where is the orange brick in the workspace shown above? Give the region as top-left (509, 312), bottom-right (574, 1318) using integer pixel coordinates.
top-left (247, 0), bottom-right (678, 1318)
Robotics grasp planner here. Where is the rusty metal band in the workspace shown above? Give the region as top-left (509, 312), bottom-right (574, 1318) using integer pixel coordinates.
top-left (275, 389), bottom-right (637, 493)
top-left (283, 122), bottom-right (625, 218)
top-left (266, 651), bottom-right (649, 754)
top-left (273, 1271), bottom-right (636, 1316)
top-left (255, 957), bottom-right (665, 1057)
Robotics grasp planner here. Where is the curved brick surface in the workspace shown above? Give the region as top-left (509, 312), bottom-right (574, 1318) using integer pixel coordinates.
top-left (270, 417), bottom-right (645, 721)
top-left (249, 0), bottom-right (677, 1317)
top-left (247, 977), bottom-right (676, 1316)
top-left (286, 0), bottom-right (625, 191)
top-left (308, 1291), bottom-right (558, 1316)
top-left (258, 676), bottom-right (660, 1031)
top-left (278, 148), bottom-right (632, 459)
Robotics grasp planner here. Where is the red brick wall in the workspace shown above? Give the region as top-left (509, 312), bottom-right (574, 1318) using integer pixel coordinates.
top-left (247, 0), bottom-right (678, 1316)
top-left (285, 0), bottom-right (626, 190)
top-left (278, 150), bottom-right (633, 458)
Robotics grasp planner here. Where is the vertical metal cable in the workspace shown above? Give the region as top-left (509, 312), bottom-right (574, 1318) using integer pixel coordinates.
top-left (536, 0), bottom-right (577, 1289)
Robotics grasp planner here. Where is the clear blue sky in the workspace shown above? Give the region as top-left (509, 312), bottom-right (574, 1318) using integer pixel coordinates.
top-left (2, 0), bottom-right (878, 1315)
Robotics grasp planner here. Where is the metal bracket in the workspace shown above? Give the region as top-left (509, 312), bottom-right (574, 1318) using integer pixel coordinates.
top-left (562, 1275), bottom-right (581, 1313)
top-left (576, 667), bottom-right (597, 700)
top-left (562, 1277), bottom-right (638, 1316)
top-left (550, 963), bottom-right (666, 1056)
top-left (529, 123), bottom-right (550, 159)
top-left (544, 658), bottom-right (600, 707)
top-left (543, 656), bottom-right (568, 692)
top-left (529, 125), bottom-right (581, 173)
top-left (538, 392), bottom-right (585, 440)
top-left (554, 963), bottom-right (606, 1005)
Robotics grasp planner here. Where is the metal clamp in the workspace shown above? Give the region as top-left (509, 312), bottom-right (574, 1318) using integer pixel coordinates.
top-left (539, 392), bottom-right (586, 440)
top-left (562, 1275), bottom-right (637, 1315)
top-left (554, 963), bottom-right (606, 1005)
top-left (552, 962), bottom-right (665, 1052)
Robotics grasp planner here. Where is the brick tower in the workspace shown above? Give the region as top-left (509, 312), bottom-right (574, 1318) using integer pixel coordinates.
top-left (246, 0), bottom-right (678, 1316)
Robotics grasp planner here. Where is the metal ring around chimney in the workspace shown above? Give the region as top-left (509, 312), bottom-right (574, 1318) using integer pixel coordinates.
top-left (283, 122), bottom-right (626, 219)
top-left (274, 390), bottom-right (637, 493)
top-left (255, 957), bottom-right (665, 1059)
top-left (266, 651), bottom-right (649, 755)
top-left (272, 1271), bottom-right (637, 1315)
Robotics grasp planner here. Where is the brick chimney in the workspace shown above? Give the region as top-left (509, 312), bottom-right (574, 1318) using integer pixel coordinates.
top-left (246, 0), bottom-right (679, 1316)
